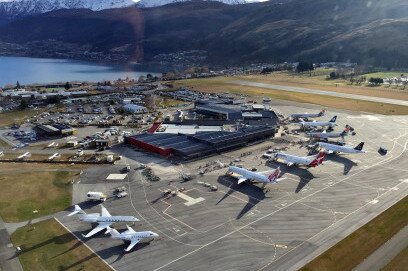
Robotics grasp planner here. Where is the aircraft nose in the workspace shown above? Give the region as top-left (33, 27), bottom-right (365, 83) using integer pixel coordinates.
top-left (153, 232), bottom-right (159, 237)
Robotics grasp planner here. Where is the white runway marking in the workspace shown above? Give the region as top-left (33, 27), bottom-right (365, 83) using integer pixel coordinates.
top-left (154, 131), bottom-right (408, 271)
top-left (106, 173), bottom-right (127, 180)
top-left (176, 191), bottom-right (205, 206)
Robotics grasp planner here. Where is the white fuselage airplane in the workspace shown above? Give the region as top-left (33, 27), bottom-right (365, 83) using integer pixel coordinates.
top-left (291, 109), bottom-right (326, 120)
top-left (274, 151), bottom-right (325, 167)
top-left (227, 166), bottom-right (285, 188)
top-left (106, 226), bottom-right (159, 252)
top-left (47, 142), bottom-right (56, 148)
top-left (67, 205), bottom-right (139, 238)
top-left (308, 126), bottom-right (350, 140)
top-left (300, 116), bottom-right (337, 129)
top-left (318, 142), bottom-right (365, 154)
top-left (17, 152), bottom-right (31, 159)
top-left (48, 153), bottom-right (61, 160)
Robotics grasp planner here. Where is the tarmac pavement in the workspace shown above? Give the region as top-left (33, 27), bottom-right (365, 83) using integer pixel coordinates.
top-left (231, 80), bottom-right (408, 106)
top-left (58, 104), bottom-right (408, 271)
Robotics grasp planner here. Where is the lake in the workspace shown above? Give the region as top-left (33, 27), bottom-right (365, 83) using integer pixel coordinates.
top-left (0, 56), bottom-right (162, 87)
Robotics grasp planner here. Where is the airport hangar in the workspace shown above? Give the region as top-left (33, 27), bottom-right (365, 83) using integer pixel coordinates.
top-left (125, 100), bottom-right (280, 159)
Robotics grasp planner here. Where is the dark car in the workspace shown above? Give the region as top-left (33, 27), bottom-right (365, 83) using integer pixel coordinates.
top-left (379, 147), bottom-right (388, 155)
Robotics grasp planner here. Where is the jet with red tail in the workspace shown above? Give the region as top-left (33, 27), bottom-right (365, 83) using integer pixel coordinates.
top-left (273, 151), bottom-right (326, 167)
top-left (227, 166), bottom-right (285, 189)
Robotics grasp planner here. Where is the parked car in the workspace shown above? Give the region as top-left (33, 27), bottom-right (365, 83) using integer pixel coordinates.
top-left (379, 147), bottom-right (388, 155)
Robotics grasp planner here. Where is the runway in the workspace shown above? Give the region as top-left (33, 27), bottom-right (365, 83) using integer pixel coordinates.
top-left (231, 80), bottom-right (408, 107)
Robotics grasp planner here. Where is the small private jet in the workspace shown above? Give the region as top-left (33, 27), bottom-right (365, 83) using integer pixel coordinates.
top-left (106, 226), bottom-right (159, 252)
top-left (67, 205), bottom-right (138, 238)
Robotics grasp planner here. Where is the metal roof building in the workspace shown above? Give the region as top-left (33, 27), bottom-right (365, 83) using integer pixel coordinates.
top-left (126, 126), bottom-right (276, 159)
top-left (194, 101), bottom-right (243, 121)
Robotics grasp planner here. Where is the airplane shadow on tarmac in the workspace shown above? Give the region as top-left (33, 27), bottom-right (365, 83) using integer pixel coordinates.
top-left (266, 161), bottom-right (316, 194)
top-left (216, 176), bottom-right (272, 220)
top-left (98, 242), bottom-right (151, 263)
top-left (326, 154), bottom-right (358, 175)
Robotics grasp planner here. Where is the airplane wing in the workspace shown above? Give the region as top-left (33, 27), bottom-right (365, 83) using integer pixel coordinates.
top-left (125, 239), bottom-right (141, 252)
top-left (101, 205), bottom-right (111, 217)
top-left (83, 222), bottom-right (112, 238)
top-left (237, 177), bottom-right (248, 184)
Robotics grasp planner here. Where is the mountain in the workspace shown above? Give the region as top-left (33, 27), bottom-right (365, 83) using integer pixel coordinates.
top-left (0, 0), bottom-right (136, 23)
top-left (0, 0), bottom-right (407, 68)
top-left (137, 0), bottom-right (247, 8)
top-left (0, 0), bottom-right (266, 24)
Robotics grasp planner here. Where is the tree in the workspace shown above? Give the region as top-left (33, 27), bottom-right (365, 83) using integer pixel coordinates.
top-left (64, 82), bottom-right (71, 90)
top-left (369, 77), bottom-right (384, 85)
top-left (19, 99), bottom-right (28, 109)
top-left (15, 81), bottom-right (21, 89)
top-left (261, 67), bottom-right (273, 74)
top-left (296, 61), bottom-right (314, 73)
top-left (138, 75), bottom-right (146, 82)
top-left (329, 71), bottom-right (336, 79)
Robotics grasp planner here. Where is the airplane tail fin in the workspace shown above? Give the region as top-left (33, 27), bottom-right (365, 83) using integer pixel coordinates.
top-left (67, 205), bottom-right (85, 216)
top-left (309, 152), bottom-right (325, 167)
top-left (341, 125), bottom-right (351, 136)
top-left (354, 142), bottom-right (364, 151)
top-left (268, 167), bottom-right (281, 182)
top-left (106, 226), bottom-right (121, 237)
top-left (318, 109), bottom-right (326, 116)
top-left (329, 116), bottom-right (337, 123)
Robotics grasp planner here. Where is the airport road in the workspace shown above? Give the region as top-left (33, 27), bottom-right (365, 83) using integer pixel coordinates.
top-left (59, 106), bottom-right (408, 271)
top-left (0, 216), bottom-right (23, 271)
top-left (231, 80), bottom-right (408, 107)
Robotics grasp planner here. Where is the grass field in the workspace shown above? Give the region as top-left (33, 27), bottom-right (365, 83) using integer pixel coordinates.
top-left (155, 97), bottom-right (189, 108)
top-left (12, 218), bottom-right (112, 271)
top-left (300, 196), bottom-right (408, 271)
top-left (381, 246), bottom-right (408, 271)
top-left (0, 109), bottom-right (39, 127)
top-left (173, 76), bottom-right (408, 115)
top-left (0, 169), bottom-right (79, 222)
top-left (233, 72), bottom-right (408, 100)
top-left (0, 138), bottom-right (9, 148)
top-left (363, 72), bottom-right (407, 79)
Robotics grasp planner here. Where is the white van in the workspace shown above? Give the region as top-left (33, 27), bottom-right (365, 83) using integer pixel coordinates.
top-left (86, 192), bottom-right (107, 202)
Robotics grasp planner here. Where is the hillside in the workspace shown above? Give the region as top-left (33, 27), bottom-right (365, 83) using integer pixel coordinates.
top-left (0, 0), bottom-right (136, 24)
top-left (0, 0), bottom-right (407, 67)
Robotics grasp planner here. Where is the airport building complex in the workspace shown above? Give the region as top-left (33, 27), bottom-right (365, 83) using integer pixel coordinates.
top-left (126, 99), bottom-right (279, 159)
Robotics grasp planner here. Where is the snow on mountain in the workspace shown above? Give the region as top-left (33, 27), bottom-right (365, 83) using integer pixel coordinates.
top-left (0, 0), bottom-right (136, 21)
top-left (137, 0), bottom-right (255, 8)
top-left (0, 0), bottom-right (267, 23)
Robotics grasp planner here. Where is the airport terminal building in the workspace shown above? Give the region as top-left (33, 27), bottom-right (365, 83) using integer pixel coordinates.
top-left (126, 100), bottom-right (279, 159)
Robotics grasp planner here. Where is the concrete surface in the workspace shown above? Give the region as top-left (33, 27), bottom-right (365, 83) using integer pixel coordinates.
top-left (231, 80), bottom-right (408, 106)
top-left (0, 216), bottom-right (23, 271)
top-left (56, 104), bottom-right (408, 271)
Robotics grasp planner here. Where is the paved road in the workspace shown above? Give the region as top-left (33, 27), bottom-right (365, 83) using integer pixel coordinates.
top-left (353, 225), bottom-right (408, 271)
top-left (4, 214), bottom-right (57, 235)
top-left (231, 80), bottom-right (408, 107)
top-left (0, 216), bottom-right (23, 271)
